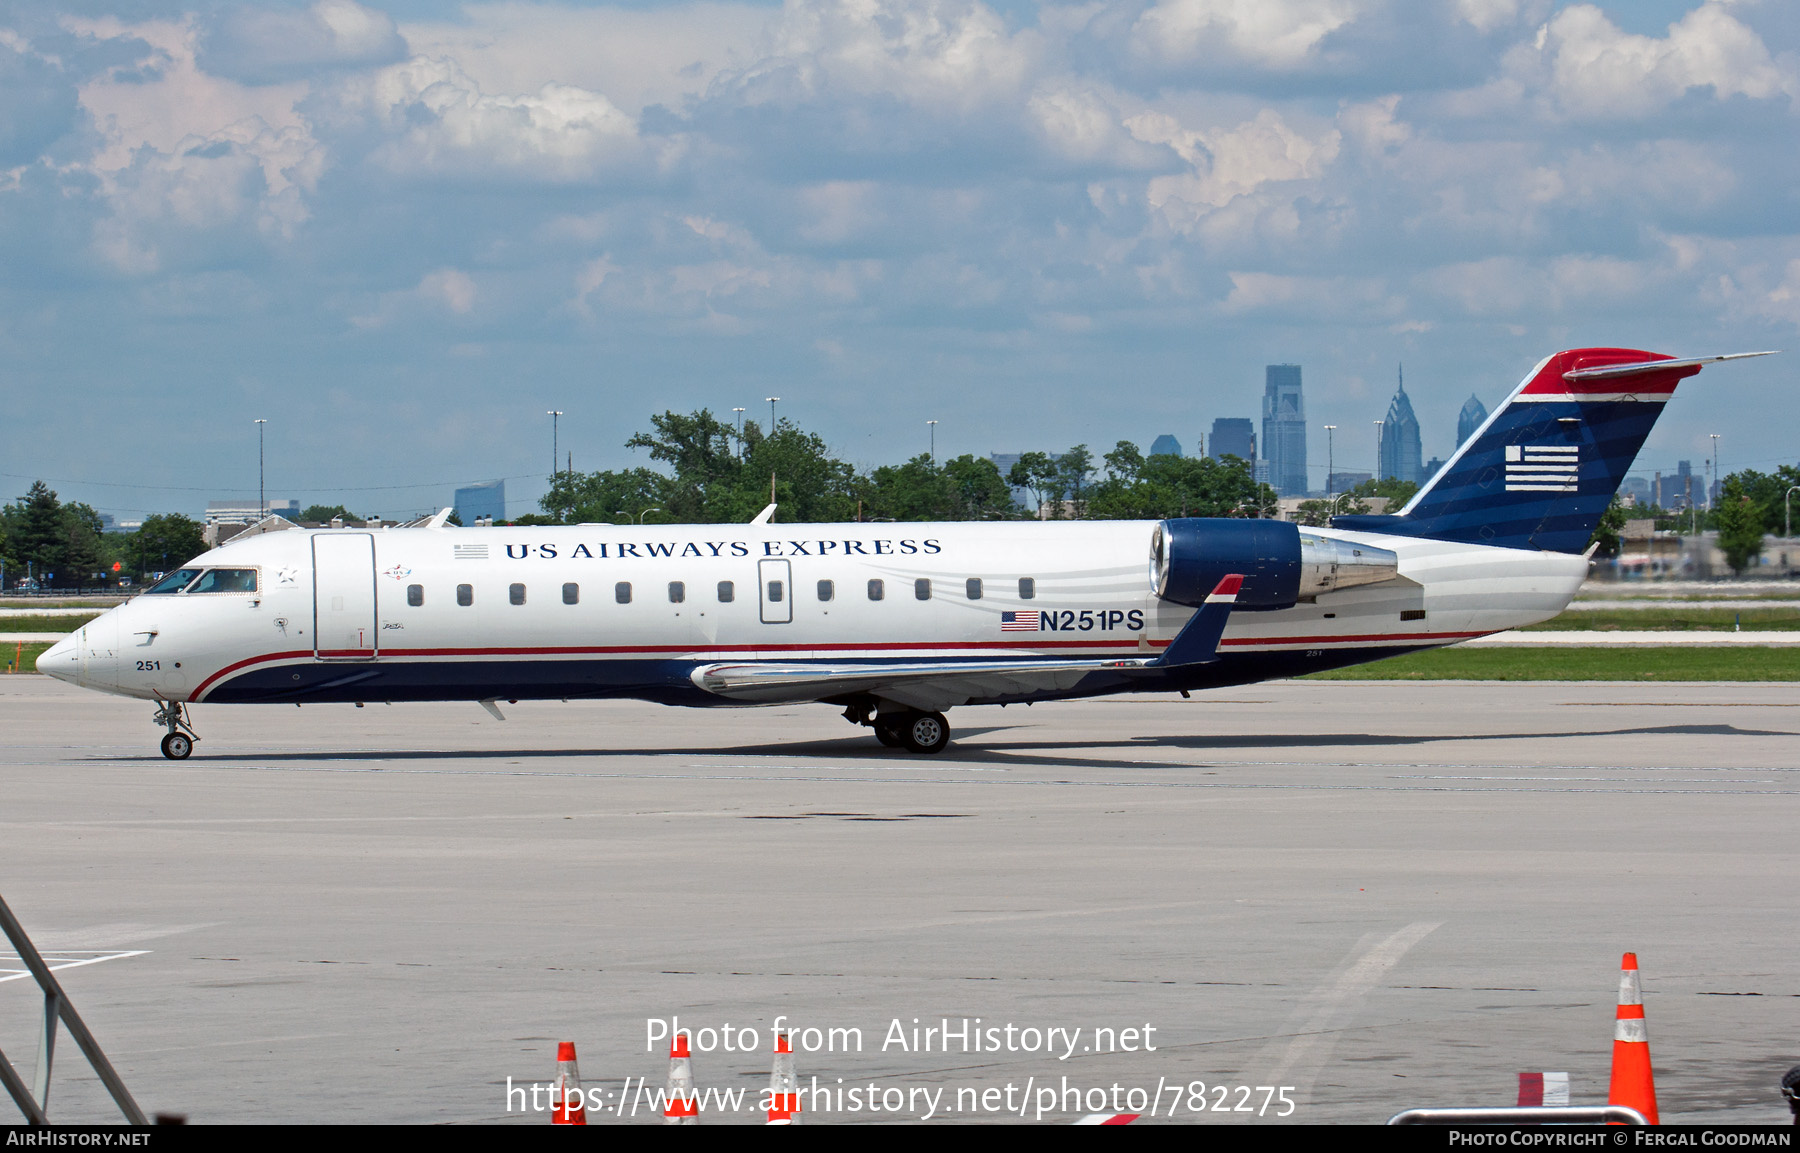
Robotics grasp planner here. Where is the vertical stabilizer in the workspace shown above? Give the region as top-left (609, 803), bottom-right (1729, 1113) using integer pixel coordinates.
top-left (1331, 348), bottom-right (1773, 553)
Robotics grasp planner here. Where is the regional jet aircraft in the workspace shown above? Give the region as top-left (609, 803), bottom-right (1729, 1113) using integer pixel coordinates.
top-left (38, 347), bottom-right (1771, 758)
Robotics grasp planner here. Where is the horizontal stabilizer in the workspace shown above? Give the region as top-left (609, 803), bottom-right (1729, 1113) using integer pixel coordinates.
top-left (1563, 351), bottom-right (1777, 381)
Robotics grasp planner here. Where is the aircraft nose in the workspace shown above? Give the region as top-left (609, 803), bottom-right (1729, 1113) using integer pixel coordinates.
top-left (36, 634), bottom-right (80, 683)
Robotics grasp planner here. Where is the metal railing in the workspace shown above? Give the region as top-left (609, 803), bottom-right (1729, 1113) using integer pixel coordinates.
top-left (0, 891), bottom-right (147, 1125)
top-left (1390, 1105), bottom-right (1649, 1125)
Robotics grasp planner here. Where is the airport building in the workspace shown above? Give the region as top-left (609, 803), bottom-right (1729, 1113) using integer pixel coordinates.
top-left (205, 499), bottom-right (300, 525)
top-left (1261, 366), bottom-right (1307, 496)
top-left (454, 480), bottom-right (506, 524)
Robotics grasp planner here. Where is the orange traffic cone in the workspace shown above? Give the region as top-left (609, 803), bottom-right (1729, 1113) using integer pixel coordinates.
top-left (664, 1033), bottom-right (699, 1125)
top-left (1607, 952), bottom-right (1659, 1124)
top-left (552, 1041), bottom-right (586, 1125)
top-left (767, 1033), bottom-right (801, 1125)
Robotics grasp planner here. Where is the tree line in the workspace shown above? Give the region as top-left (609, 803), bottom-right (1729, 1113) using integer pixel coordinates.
top-left (524, 410), bottom-right (1281, 526)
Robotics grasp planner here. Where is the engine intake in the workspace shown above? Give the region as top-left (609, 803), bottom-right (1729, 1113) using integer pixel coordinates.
top-left (1150, 519), bottom-right (1398, 608)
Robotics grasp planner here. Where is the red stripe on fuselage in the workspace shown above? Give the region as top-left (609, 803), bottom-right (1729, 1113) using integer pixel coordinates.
top-left (191, 631), bottom-right (1485, 700)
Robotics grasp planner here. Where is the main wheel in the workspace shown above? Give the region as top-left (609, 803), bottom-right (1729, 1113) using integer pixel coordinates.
top-left (901, 711), bottom-right (950, 754)
top-left (874, 717), bottom-right (905, 747)
top-left (160, 732), bottom-right (193, 760)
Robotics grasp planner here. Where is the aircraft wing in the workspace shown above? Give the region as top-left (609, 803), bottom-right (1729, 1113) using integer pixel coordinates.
top-left (689, 575), bottom-right (1246, 712)
top-left (690, 655), bottom-right (1155, 711)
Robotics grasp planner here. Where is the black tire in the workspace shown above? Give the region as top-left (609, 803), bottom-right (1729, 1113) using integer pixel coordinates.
top-left (901, 711), bottom-right (950, 754)
top-left (874, 718), bottom-right (905, 747)
top-left (160, 733), bottom-right (193, 760)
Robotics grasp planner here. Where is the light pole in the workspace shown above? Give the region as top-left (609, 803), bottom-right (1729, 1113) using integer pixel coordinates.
top-left (766, 397), bottom-right (780, 434)
top-left (1786, 486), bottom-right (1799, 540)
top-left (927, 420), bottom-right (939, 464)
top-left (637, 507), bottom-right (663, 525)
top-left (254, 418), bottom-right (267, 517)
top-left (1322, 424), bottom-right (1336, 502)
top-left (732, 407), bottom-right (746, 457)
top-left (1709, 433), bottom-right (1720, 510)
top-left (1374, 420), bottom-right (1385, 482)
top-left (547, 410), bottom-right (564, 482)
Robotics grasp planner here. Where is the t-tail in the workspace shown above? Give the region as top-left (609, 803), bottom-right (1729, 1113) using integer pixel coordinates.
top-left (1331, 347), bottom-right (1776, 553)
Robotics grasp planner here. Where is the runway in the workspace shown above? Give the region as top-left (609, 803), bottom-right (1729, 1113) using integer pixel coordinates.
top-left (1, 677), bottom-right (1795, 1124)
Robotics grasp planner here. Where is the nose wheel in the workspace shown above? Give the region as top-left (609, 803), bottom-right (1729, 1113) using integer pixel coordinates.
top-left (152, 700), bottom-right (199, 759)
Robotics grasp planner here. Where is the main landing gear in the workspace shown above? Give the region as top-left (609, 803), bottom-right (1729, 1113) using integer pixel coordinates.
top-left (152, 699), bottom-right (199, 760)
top-left (846, 704), bottom-right (951, 754)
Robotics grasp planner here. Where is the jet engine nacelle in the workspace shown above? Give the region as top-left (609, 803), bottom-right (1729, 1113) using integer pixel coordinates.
top-left (1150, 519), bottom-right (1399, 608)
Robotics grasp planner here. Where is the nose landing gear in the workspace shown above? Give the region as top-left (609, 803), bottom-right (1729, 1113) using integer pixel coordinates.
top-left (152, 700), bottom-right (199, 760)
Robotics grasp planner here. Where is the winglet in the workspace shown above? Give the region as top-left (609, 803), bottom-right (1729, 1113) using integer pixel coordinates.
top-left (1152, 575), bottom-right (1242, 667)
top-left (751, 503), bottom-right (777, 525)
top-left (426, 508), bottom-right (454, 529)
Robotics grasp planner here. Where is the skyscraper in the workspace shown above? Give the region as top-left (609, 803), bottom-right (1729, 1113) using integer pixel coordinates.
top-left (1209, 418), bottom-right (1256, 464)
top-left (1457, 394), bottom-right (1488, 449)
top-left (1149, 434), bottom-right (1183, 458)
top-left (1261, 365), bottom-right (1307, 496)
top-left (1379, 366), bottom-right (1423, 485)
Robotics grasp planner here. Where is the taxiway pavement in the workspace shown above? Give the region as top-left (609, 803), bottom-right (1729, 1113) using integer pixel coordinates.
top-left (1, 678), bottom-right (1795, 1124)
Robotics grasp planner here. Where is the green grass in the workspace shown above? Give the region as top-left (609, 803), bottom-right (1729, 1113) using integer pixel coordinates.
top-left (0, 614), bottom-right (100, 633)
top-left (1304, 646), bottom-right (1800, 681)
top-left (1, 641), bottom-right (54, 674)
top-left (1523, 607), bottom-right (1800, 631)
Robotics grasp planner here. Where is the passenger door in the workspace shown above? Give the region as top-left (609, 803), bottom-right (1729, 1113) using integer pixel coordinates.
top-left (313, 534), bottom-right (378, 660)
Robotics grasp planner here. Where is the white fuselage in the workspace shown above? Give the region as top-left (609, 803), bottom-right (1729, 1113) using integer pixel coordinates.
top-left (41, 520), bottom-right (1584, 706)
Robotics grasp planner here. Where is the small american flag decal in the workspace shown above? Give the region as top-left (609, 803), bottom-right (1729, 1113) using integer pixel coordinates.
top-left (1001, 610), bottom-right (1040, 631)
top-left (453, 544), bottom-right (489, 560)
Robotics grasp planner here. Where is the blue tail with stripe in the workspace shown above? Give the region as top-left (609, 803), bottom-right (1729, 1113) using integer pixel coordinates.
top-left (1331, 347), bottom-right (1748, 553)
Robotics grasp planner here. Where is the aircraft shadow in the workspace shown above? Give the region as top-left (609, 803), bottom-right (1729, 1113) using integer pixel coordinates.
top-left (102, 723), bottom-right (1791, 769)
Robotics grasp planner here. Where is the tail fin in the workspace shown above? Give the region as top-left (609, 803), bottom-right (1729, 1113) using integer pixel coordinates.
top-left (1331, 348), bottom-right (1774, 553)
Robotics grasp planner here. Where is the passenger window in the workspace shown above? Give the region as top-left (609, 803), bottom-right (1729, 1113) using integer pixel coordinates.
top-left (966, 578), bottom-right (982, 600)
top-left (615, 582), bottom-right (632, 604)
top-left (509, 583), bottom-right (526, 606)
top-left (407, 584), bottom-right (424, 607)
top-left (457, 583), bottom-right (473, 607)
top-left (768, 580), bottom-right (784, 603)
top-left (717, 580), bottom-right (734, 603)
top-left (914, 578), bottom-right (931, 601)
top-left (563, 583), bottom-right (579, 605)
top-left (669, 581), bottom-right (685, 604)
top-left (817, 580), bottom-right (834, 602)
top-left (867, 579), bottom-right (884, 601)
top-left (1019, 577), bottom-right (1035, 600)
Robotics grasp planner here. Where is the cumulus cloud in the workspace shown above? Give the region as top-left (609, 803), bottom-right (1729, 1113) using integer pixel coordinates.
top-left (1132, 0), bottom-right (1361, 68)
top-left (200, 1), bottom-right (406, 85)
top-left (334, 56), bottom-right (647, 182)
top-left (1527, 1), bottom-right (1798, 119)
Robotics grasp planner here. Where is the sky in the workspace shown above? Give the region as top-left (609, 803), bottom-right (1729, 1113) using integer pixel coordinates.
top-left (1, 0), bottom-right (1796, 521)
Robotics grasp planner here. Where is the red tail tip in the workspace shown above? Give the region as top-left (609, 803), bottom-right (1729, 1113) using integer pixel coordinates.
top-left (1213, 574), bottom-right (1244, 596)
top-left (557, 1041), bottom-right (578, 1062)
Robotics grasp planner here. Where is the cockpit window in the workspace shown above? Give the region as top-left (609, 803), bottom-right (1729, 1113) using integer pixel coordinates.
top-left (186, 569), bottom-right (259, 594)
top-left (145, 568), bottom-right (203, 594)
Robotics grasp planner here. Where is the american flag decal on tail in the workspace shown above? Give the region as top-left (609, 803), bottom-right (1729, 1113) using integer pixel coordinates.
top-left (1000, 611), bottom-right (1040, 631)
top-left (1504, 444), bottom-right (1578, 492)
